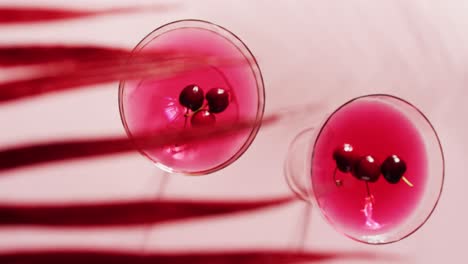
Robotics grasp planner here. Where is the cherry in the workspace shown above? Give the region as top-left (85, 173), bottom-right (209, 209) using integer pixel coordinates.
top-left (333, 143), bottom-right (357, 173)
top-left (206, 88), bottom-right (229, 113)
top-left (179, 84), bottom-right (204, 111)
top-left (353, 155), bottom-right (381, 182)
top-left (381, 155), bottom-right (407, 184)
top-left (191, 109), bottom-right (216, 128)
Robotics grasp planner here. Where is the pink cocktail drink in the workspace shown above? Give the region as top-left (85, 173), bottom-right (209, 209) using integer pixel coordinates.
top-left (120, 20), bottom-right (264, 175)
top-left (286, 94), bottom-right (444, 244)
top-left (312, 98), bottom-right (427, 238)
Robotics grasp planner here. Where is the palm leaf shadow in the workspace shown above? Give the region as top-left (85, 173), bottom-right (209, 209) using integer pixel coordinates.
top-left (0, 114), bottom-right (279, 173)
top-left (0, 249), bottom-right (399, 264)
top-left (0, 45), bottom-right (238, 105)
top-left (0, 5), bottom-right (175, 25)
top-left (0, 45), bottom-right (133, 66)
top-left (0, 196), bottom-right (294, 227)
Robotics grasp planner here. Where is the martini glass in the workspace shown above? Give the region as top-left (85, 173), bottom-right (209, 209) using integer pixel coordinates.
top-left (285, 94), bottom-right (444, 244)
top-left (119, 19), bottom-right (264, 175)
top-left (118, 19), bottom-right (264, 249)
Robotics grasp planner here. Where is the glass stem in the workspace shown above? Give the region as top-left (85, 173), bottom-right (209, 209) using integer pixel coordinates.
top-left (140, 171), bottom-right (171, 255)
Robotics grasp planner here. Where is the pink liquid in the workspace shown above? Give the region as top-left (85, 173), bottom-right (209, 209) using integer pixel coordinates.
top-left (311, 98), bottom-right (427, 237)
top-left (121, 25), bottom-right (262, 173)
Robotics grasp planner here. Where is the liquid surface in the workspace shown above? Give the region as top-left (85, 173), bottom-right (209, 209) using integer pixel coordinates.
top-left (311, 98), bottom-right (427, 238)
top-left (121, 25), bottom-right (262, 173)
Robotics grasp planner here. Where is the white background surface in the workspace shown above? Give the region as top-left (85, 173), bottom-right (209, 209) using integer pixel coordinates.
top-left (0, 0), bottom-right (466, 263)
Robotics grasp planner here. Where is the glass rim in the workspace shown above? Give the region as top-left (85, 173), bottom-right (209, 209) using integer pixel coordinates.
top-left (118, 19), bottom-right (266, 176)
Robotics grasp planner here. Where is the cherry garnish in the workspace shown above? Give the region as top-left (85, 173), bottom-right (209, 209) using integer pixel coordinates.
top-left (353, 155), bottom-right (381, 183)
top-left (381, 155), bottom-right (407, 184)
top-left (179, 84), bottom-right (204, 111)
top-left (333, 143), bottom-right (357, 173)
top-left (191, 109), bottom-right (216, 128)
top-left (206, 88), bottom-right (229, 113)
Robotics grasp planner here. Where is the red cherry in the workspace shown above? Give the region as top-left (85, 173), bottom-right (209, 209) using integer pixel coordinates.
top-left (381, 155), bottom-right (407, 184)
top-left (353, 155), bottom-right (381, 182)
top-left (191, 109), bottom-right (216, 127)
top-left (179, 84), bottom-right (204, 111)
top-left (333, 143), bottom-right (357, 173)
top-left (206, 88), bottom-right (229, 113)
